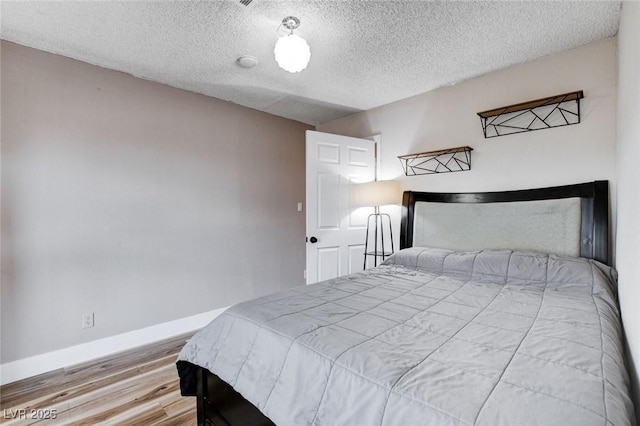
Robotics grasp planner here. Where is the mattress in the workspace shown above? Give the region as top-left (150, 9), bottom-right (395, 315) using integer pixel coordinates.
top-left (177, 247), bottom-right (636, 425)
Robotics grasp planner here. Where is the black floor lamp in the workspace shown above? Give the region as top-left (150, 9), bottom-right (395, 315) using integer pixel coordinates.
top-left (353, 180), bottom-right (401, 269)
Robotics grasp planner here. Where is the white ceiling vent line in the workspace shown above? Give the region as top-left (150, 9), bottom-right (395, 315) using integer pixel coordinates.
top-left (228, 0), bottom-right (256, 9)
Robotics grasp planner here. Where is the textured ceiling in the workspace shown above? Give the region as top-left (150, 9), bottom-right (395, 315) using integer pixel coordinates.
top-left (0, 1), bottom-right (621, 125)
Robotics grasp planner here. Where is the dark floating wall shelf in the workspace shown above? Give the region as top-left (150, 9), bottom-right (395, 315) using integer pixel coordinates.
top-left (477, 90), bottom-right (584, 138)
top-left (398, 146), bottom-right (473, 176)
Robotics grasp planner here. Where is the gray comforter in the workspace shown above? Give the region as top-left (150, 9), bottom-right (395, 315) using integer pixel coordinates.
top-left (177, 247), bottom-right (636, 425)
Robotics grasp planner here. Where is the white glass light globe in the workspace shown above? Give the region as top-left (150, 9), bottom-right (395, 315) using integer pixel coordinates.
top-left (274, 34), bottom-right (311, 73)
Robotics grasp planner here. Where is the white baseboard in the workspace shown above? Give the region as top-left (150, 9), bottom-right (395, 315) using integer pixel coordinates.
top-left (0, 306), bottom-right (228, 386)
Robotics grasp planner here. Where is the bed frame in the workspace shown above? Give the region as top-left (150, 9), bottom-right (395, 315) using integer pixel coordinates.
top-left (400, 180), bottom-right (609, 264)
top-left (190, 180), bottom-right (610, 426)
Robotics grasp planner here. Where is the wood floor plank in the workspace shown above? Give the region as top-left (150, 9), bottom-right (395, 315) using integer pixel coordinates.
top-left (136, 354), bottom-right (180, 376)
top-left (152, 408), bottom-right (197, 426)
top-left (0, 333), bottom-right (191, 411)
top-left (65, 365), bottom-right (178, 416)
top-left (2, 367), bottom-right (140, 415)
top-left (0, 402), bottom-right (71, 426)
top-left (0, 332), bottom-right (195, 426)
top-left (61, 333), bottom-right (190, 382)
top-left (66, 401), bottom-right (168, 426)
top-left (0, 368), bottom-right (65, 400)
top-left (0, 405), bottom-right (72, 426)
top-left (159, 392), bottom-right (195, 417)
top-left (0, 369), bottom-right (68, 410)
top-left (30, 408), bottom-right (71, 426)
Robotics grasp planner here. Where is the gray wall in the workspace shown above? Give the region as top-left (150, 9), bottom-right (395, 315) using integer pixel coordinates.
top-left (318, 38), bottom-right (617, 253)
top-left (616, 1), bottom-right (640, 417)
top-left (1, 41), bottom-right (311, 363)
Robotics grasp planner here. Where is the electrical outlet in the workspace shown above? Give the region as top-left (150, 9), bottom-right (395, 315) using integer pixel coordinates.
top-left (82, 313), bottom-right (94, 329)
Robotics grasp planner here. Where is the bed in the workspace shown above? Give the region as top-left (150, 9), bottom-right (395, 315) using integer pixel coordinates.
top-left (176, 180), bottom-right (636, 426)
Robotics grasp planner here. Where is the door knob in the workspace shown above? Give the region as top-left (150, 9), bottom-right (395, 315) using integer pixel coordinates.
top-left (309, 236), bottom-right (318, 243)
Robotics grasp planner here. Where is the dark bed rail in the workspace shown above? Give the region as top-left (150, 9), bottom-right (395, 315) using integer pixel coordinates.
top-left (195, 365), bottom-right (275, 426)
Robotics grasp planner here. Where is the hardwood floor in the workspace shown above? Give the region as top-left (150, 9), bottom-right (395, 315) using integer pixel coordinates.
top-left (0, 333), bottom-right (196, 425)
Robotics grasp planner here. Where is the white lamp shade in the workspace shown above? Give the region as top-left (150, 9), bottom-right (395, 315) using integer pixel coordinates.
top-left (274, 34), bottom-right (311, 73)
top-left (352, 180), bottom-right (401, 207)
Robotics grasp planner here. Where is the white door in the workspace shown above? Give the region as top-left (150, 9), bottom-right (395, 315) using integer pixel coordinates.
top-left (306, 130), bottom-right (376, 284)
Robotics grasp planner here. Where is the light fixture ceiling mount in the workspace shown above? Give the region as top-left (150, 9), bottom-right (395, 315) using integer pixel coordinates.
top-left (274, 15), bottom-right (310, 73)
top-left (282, 16), bottom-right (300, 31)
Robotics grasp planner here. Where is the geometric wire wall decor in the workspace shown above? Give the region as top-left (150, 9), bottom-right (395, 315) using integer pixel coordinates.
top-left (477, 90), bottom-right (583, 138)
top-left (398, 146), bottom-right (473, 176)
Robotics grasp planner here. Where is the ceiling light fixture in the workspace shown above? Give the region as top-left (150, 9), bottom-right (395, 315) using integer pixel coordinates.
top-left (274, 16), bottom-right (310, 73)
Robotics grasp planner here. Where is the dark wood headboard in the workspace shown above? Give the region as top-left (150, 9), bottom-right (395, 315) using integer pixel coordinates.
top-left (400, 181), bottom-right (609, 265)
